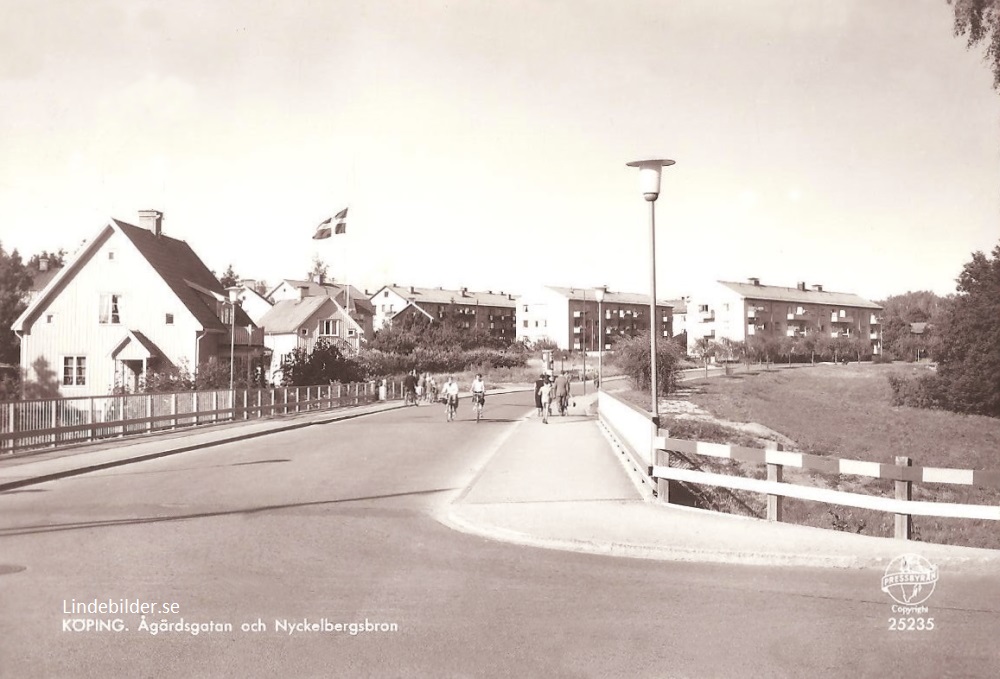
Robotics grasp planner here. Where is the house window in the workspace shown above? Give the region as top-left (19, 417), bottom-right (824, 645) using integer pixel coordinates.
top-left (523, 305), bottom-right (529, 313)
top-left (63, 356), bottom-right (86, 386)
top-left (347, 327), bottom-right (356, 337)
top-left (698, 304), bottom-right (709, 313)
top-left (320, 319), bottom-right (340, 336)
top-left (523, 320), bottom-right (528, 328)
top-left (220, 305), bottom-right (233, 325)
top-left (384, 291), bottom-right (389, 297)
top-left (300, 328), bottom-right (309, 336)
top-left (46, 314), bottom-right (53, 324)
top-left (165, 313), bottom-right (174, 325)
top-left (108, 251), bottom-right (115, 260)
top-left (98, 293), bottom-right (122, 324)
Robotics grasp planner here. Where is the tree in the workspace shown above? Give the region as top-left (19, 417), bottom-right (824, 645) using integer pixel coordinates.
top-left (0, 243), bottom-right (32, 366)
top-left (611, 331), bottom-right (683, 396)
top-left (876, 290), bottom-right (947, 360)
top-left (308, 254), bottom-right (329, 282)
top-left (281, 339), bottom-right (365, 386)
top-left (932, 241), bottom-right (1000, 416)
top-left (950, 0), bottom-right (1000, 90)
top-left (27, 249), bottom-right (67, 270)
top-left (219, 264), bottom-right (240, 288)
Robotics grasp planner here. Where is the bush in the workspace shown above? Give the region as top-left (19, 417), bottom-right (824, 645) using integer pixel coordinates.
top-left (886, 371), bottom-right (947, 409)
top-left (611, 332), bottom-right (683, 395)
top-left (358, 347), bottom-right (526, 378)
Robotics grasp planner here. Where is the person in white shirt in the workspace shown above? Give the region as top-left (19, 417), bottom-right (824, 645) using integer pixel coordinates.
top-left (442, 376), bottom-right (460, 422)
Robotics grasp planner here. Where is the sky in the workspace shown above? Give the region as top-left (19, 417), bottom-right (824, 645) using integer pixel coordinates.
top-left (1, 0), bottom-right (998, 302)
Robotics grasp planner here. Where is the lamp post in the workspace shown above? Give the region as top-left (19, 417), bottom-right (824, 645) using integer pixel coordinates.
top-left (626, 158), bottom-right (675, 427)
top-left (581, 287), bottom-right (586, 395)
top-left (594, 285), bottom-right (606, 390)
top-left (225, 286), bottom-right (241, 392)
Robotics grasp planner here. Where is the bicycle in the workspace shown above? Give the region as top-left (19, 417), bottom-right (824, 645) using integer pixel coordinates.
top-left (472, 392), bottom-right (485, 422)
top-left (446, 395), bottom-right (459, 422)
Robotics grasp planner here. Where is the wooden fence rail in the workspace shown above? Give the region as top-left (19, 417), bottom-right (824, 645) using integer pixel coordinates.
top-left (653, 436), bottom-right (1000, 538)
top-left (0, 381), bottom-right (401, 455)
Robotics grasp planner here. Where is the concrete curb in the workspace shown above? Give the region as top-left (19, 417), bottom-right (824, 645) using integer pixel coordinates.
top-left (443, 504), bottom-right (1000, 572)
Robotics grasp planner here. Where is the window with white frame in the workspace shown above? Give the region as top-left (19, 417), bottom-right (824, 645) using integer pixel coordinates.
top-left (320, 319), bottom-right (341, 336)
top-left (62, 356), bottom-right (86, 386)
top-left (98, 293), bottom-right (122, 324)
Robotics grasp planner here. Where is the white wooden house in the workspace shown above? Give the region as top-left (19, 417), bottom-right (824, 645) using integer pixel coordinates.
top-left (11, 211), bottom-right (265, 396)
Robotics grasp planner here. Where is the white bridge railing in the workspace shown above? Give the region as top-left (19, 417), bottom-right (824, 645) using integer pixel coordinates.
top-left (598, 390), bottom-right (1000, 538)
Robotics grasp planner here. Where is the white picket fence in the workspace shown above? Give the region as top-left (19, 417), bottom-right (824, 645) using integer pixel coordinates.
top-left (0, 382), bottom-right (397, 455)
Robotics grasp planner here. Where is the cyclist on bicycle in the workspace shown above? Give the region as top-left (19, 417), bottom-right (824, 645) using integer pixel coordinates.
top-left (403, 370), bottom-right (418, 406)
top-left (442, 375), bottom-right (460, 422)
top-left (471, 373), bottom-right (486, 420)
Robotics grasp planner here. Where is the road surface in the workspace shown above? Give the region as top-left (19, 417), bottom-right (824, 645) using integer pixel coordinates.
top-left (1, 390), bottom-right (996, 678)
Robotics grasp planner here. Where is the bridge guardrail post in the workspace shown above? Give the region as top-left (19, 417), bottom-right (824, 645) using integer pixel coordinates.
top-left (766, 442), bottom-right (783, 522)
top-left (655, 431), bottom-right (670, 503)
top-left (895, 456), bottom-right (912, 540)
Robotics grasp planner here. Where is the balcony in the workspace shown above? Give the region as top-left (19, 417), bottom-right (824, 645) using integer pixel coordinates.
top-left (700, 311), bottom-right (715, 322)
top-left (786, 312), bottom-right (809, 321)
top-left (747, 309), bottom-right (756, 319)
top-left (870, 332), bottom-right (879, 340)
top-left (869, 314), bottom-right (880, 325)
top-left (830, 313), bottom-right (855, 324)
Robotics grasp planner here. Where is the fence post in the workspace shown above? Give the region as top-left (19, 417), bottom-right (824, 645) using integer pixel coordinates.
top-left (306, 386), bottom-right (311, 410)
top-left (147, 394), bottom-right (154, 432)
top-left (766, 442), bottom-right (784, 522)
top-left (295, 387), bottom-right (301, 413)
top-left (655, 433), bottom-right (670, 503)
top-left (120, 396), bottom-right (126, 437)
top-left (212, 391), bottom-right (218, 423)
top-left (89, 398), bottom-right (96, 444)
top-left (257, 390), bottom-right (262, 419)
top-left (194, 391), bottom-right (199, 425)
top-left (51, 400), bottom-right (58, 447)
top-left (283, 387), bottom-right (288, 415)
top-left (243, 389), bottom-right (249, 420)
top-left (895, 456), bottom-right (912, 540)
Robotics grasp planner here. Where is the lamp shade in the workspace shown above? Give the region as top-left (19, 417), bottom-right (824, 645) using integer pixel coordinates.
top-left (593, 286), bottom-right (606, 303)
top-left (626, 159), bottom-right (675, 201)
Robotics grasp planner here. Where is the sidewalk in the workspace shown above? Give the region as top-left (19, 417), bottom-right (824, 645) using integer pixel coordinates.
top-left (444, 392), bottom-right (1000, 572)
top-left (0, 399), bottom-right (408, 491)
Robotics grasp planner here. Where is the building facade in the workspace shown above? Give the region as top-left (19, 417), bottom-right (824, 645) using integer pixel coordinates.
top-left (258, 294), bottom-right (366, 384)
top-left (12, 211), bottom-right (264, 397)
top-left (686, 278), bottom-right (883, 356)
top-left (370, 285), bottom-right (518, 340)
top-left (516, 286), bottom-right (673, 351)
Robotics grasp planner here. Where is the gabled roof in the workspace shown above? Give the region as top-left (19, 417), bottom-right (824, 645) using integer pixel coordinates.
top-left (258, 296), bottom-right (354, 334)
top-left (14, 218), bottom-right (255, 333)
top-left (110, 329), bottom-right (164, 360)
top-left (376, 285), bottom-right (518, 308)
top-left (389, 302), bottom-right (435, 322)
top-left (114, 219), bottom-right (255, 330)
top-left (271, 279), bottom-right (374, 316)
top-left (718, 280), bottom-right (882, 310)
top-left (29, 266), bottom-right (63, 293)
top-left (546, 286), bottom-right (674, 308)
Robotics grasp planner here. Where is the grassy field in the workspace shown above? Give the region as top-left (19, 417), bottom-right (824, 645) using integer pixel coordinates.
top-left (616, 363), bottom-right (1000, 549)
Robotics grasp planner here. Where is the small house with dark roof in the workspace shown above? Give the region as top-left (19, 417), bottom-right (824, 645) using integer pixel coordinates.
top-left (11, 210), bottom-right (265, 396)
top-left (268, 277), bottom-right (374, 341)
top-left (257, 293), bottom-right (366, 384)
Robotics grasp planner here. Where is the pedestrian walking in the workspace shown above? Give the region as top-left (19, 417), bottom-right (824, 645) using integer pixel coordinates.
top-left (538, 377), bottom-right (553, 424)
top-left (553, 371), bottom-right (570, 416)
top-left (534, 374), bottom-right (546, 415)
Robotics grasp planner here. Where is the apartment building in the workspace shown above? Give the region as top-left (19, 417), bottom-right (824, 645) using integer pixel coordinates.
top-left (516, 286), bottom-right (673, 351)
top-left (369, 285), bottom-right (517, 340)
top-left (687, 278), bottom-right (882, 355)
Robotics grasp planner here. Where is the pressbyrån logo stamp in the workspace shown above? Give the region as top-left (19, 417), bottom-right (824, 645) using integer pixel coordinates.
top-left (881, 553), bottom-right (939, 606)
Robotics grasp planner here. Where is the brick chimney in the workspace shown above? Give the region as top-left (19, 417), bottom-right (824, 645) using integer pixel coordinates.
top-left (38, 257), bottom-right (49, 272)
top-left (797, 281), bottom-right (806, 291)
top-left (748, 277), bottom-right (760, 286)
top-left (138, 210), bottom-right (163, 236)
top-left (811, 284), bottom-right (823, 292)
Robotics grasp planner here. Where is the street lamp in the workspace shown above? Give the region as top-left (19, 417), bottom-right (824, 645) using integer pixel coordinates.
top-left (626, 158), bottom-right (675, 427)
top-left (581, 287), bottom-right (586, 395)
top-left (594, 285), bottom-right (606, 389)
top-left (225, 286), bottom-right (241, 392)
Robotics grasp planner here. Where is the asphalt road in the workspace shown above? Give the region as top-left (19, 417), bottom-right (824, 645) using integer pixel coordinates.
top-left (1, 390), bottom-right (997, 678)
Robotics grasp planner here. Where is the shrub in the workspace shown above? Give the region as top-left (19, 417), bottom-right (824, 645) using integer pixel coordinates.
top-left (886, 371), bottom-right (947, 409)
top-left (611, 331), bottom-right (683, 395)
